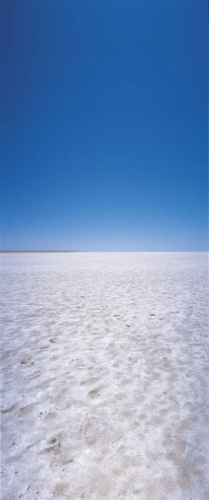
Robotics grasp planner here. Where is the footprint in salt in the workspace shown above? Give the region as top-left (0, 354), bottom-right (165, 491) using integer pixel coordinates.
top-left (88, 388), bottom-right (100, 400)
top-left (1, 405), bottom-right (16, 414)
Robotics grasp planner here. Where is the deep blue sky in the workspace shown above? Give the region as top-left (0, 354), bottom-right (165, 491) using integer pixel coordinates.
top-left (1, 0), bottom-right (208, 250)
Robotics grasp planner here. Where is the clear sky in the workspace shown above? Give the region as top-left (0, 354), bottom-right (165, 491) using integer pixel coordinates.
top-left (1, 0), bottom-right (208, 251)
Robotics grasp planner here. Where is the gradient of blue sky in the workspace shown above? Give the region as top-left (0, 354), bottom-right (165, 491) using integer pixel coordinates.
top-left (1, 0), bottom-right (208, 250)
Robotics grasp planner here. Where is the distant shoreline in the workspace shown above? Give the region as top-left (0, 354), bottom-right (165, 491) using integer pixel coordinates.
top-left (0, 250), bottom-right (79, 253)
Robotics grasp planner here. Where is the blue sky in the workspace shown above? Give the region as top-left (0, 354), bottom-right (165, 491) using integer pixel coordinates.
top-left (1, 0), bottom-right (208, 251)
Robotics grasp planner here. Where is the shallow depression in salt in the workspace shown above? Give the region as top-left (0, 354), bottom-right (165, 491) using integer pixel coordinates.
top-left (1, 252), bottom-right (209, 500)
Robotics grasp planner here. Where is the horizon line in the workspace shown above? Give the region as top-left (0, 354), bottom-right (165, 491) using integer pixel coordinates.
top-left (0, 250), bottom-right (208, 254)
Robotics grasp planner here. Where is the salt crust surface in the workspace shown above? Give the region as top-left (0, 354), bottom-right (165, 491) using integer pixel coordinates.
top-left (1, 252), bottom-right (209, 500)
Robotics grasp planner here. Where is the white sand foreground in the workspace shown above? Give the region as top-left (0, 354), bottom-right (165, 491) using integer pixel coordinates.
top-left (1, 252), bottom-right (209, 500)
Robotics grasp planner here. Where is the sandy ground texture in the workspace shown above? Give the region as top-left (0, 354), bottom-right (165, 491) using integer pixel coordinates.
top-left (1, 252), bottom-right (209, 500)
